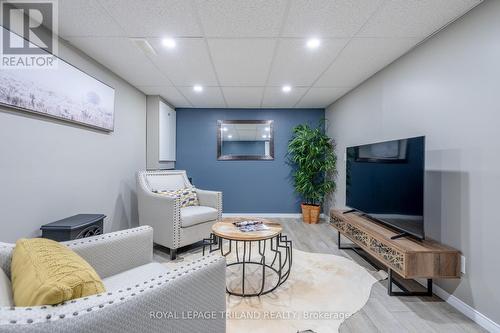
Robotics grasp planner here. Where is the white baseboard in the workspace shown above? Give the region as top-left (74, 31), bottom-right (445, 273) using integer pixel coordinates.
top-left (222, 213), bottom-right (327, 219)
top-left (411, 278), bottom-right (499, 332)
top-left (430, 284), bottom-right (500, 333)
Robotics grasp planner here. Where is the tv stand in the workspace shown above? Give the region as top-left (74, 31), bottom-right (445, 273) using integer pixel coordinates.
top-left (330, 209), bottom-right (460, 296)
top-left (390, 232), bottom-right (412, 240)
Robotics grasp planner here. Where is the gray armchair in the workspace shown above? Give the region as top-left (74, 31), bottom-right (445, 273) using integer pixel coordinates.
top-left (137, 170), bottom-right (222, 259)
top-left (0, 226), bottom-right (226, 333)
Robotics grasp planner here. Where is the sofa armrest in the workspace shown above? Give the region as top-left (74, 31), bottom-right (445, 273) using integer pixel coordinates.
top-left (137, 178), bottom-right (182, 249)
top-left (0, 243), bottom-right (14, 278)
top-left (0, 254), bottom-right (226, 333)
top-left (62, 226), bottom-right (153, 279)
top-left (196, 189), bottom-right (222, 218)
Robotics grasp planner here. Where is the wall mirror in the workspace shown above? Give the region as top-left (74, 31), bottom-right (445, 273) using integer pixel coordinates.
top-left (217, 120), bottom-right (274, 160)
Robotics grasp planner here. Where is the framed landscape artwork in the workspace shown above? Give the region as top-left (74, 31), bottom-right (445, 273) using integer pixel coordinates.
top-left (0, 26), bottom-right (115, 131)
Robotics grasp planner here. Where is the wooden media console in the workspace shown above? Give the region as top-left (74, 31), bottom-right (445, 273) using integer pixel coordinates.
top-left (330, 209), bottom-right (460, 296)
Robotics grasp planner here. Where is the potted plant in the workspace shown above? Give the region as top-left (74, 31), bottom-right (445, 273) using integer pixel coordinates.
top-left (288, 123), bottom-right (337, 224)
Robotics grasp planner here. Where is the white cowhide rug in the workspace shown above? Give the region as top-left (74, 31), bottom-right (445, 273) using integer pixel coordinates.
top-left (165, 247), bottom-right (386, 333)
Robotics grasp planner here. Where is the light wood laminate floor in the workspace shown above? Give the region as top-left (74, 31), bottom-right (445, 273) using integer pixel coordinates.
top-left (153, 218), bottom-right (486, 333)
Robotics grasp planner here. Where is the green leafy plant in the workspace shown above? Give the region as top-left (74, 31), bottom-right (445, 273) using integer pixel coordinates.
top-left (287, 123), bottom-right (337, 206)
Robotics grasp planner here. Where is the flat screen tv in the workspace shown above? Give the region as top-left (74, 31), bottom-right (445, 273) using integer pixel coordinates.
top-left (346, 136), bottom-right (425, 240)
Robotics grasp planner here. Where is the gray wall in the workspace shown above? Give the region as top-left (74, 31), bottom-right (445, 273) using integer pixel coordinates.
top-left (326, 0), bottom-right (499, 324)
top-left (0, 39), bottom-right (146, 242)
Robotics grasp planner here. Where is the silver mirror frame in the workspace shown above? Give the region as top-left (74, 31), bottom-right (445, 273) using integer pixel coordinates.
top-left (217, 120), bottom-right (274, 161)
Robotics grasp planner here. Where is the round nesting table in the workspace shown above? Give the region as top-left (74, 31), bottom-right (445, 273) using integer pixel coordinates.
top-left (203, 217), bottom-right (293, 297)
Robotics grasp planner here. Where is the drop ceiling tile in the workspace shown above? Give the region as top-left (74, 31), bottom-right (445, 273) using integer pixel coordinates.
top-left (66, 37), bottom-right (170, 87)
top-left (222, 87), bottom-right (264, 108)
top-left (194, 0), bottom-right (288, 37)
top-left (262, 87), bottom-right (308, 108)
top-left (99, 0), bottom-right (201, 37)
top-left (208, 39), bottom-right (276, 86)
top-left (147, 38), bottom-right (218, 86)
top-left (358, 0), bottom-right (482, 38)
top-left (267, 38), bottom-right (348, 86)
top-left (137, 86), bottom-right (191, 107)
top-left (315, 38), bottom-right (419, 88)
top-left (178, 87), bottom-right (226, 108)
top-left (296, 87), bottom-right (351, 108)
top-left (282, 0), bottom-right (384, 37)
top-left (58, 0), bottom-right (125, 37)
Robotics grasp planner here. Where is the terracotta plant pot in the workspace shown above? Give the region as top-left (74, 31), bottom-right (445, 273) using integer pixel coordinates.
top-left (301, 203), bottom-right (321, 224)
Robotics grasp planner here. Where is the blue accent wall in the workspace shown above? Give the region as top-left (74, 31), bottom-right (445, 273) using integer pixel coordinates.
top-left (175, 108), bottom-right (325, 213)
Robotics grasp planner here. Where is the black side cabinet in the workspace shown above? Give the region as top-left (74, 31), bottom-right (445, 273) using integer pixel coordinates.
top-left (41, 214), bottom-right (105, 241)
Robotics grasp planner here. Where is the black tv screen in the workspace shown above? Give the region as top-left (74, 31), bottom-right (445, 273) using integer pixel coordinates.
top-left (346, 136), bottom-right (425, 239)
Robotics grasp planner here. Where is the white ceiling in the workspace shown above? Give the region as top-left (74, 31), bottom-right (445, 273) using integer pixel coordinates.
top-left (60, 0), bottom-right (482, 109)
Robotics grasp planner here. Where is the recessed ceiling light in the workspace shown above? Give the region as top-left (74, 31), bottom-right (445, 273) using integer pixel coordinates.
top-left (282, 85), bottom-right (292, 93)
top-left (227, 134), bottom-right (233, 139)
top-left (306, 38), bottom-right (321, 49)
top-left (222, 127), bottom-right (228, 132)
top-left (161, 37), bottom-right (176, 49)
top-left (265, 127), bottom-right (270, 131)
top-left (262, 134), bottom-right (267, 139)
top-left (193, 85), bottom-right (203, 93)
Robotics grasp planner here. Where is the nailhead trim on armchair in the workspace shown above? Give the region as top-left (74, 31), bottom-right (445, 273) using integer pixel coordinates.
top-left (136, 170), bottom-right (222, 253)
top-left (0, 254), bottom-right (224, 326)
top-left (1, 224), bottom-right (226, 333)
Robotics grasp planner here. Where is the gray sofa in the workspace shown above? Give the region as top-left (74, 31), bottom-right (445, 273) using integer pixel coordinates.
top-left (137, 170), bottom-right (222, 259)
top-left (0, 226), bottom-right (226, 333)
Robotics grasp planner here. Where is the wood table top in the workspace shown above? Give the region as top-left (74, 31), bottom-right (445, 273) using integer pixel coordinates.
top-left (212, 217), bottom-right (282, 241)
